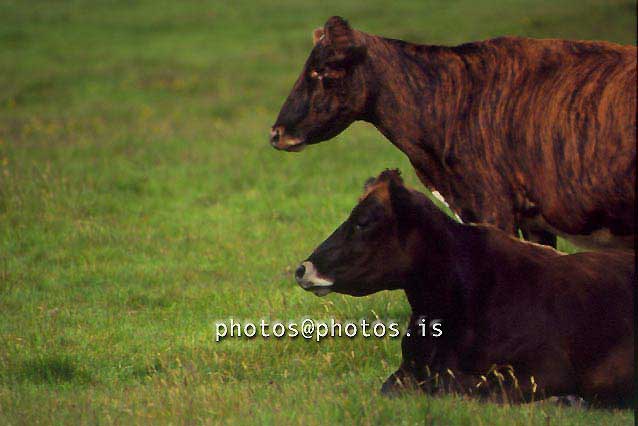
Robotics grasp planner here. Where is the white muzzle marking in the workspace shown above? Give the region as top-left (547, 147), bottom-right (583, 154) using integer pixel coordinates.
top-left (297, 261), bottom-right (334, 296)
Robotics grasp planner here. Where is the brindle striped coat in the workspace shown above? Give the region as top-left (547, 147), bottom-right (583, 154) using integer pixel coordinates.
top-left (271, 17), bottom-right (636, 249)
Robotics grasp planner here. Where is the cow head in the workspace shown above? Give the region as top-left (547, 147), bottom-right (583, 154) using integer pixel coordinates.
top-left (295, 170), bottom-right (428, 296)
top-left (270, 16), bottom-right (369, 152)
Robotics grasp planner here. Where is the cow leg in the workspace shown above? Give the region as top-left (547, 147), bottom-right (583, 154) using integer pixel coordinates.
top-left (381, 321), bottom-right (479, 397)
top-left (381, 321), bottom-right (438, 396)
top-left (381, 364), bottom-right (530, 401)
top-left (380, 367), bottom-right (422, 396)
top-left (533, 395), bottom-right (588, 408)
top-left (517, 209), bottom-right (558, 248)
top-left (520, 227), bottom-right (557, 248)
top-left (579, 337), bottom-right (634, 407)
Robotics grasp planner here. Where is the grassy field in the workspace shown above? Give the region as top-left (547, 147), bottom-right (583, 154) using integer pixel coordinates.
top-left (0, 0), bottom-right (635, 424)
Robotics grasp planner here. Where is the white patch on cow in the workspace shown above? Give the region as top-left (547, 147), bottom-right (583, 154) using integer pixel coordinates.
top-left (298, 261), bottom-right (334, 288)
top-left (431, 190), bottom-right (448, 207)
top-left (512, 235), bottom-right (566, 255)
top-left (470, 223), bottom-right (567, 255)
top-left (432, 190), bottom-right (463, 223)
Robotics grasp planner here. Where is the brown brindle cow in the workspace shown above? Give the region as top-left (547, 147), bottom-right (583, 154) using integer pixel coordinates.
top-left (271, 16), bottom-right (636, 250)
top-left (295, 169), bottom-right (635, 406)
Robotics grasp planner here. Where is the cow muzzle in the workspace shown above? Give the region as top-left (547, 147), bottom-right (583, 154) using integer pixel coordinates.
top-left (270, 126), bottom-right (306, 152)
top-left (294, 261), bottom-right (333, 296)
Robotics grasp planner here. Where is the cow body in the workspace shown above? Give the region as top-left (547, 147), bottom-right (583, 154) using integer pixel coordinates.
top-left (392, 230), bottom-right (634, 406)
top-left (272, 17), bottom-right (636, 249)
top-left (295, 170), bottom-right (635, 406)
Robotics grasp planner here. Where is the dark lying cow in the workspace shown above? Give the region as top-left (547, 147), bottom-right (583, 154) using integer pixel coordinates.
top-left (271, 16), bottom-right (636, 250)
top-left (294, 169), bottom-right (634, 406)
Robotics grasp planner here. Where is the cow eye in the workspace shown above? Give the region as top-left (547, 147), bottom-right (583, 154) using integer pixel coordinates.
top-left (355, 216), bottom-right (371, 231)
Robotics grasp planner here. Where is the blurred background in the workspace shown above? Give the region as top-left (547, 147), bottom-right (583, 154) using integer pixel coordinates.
top-left (0, 1), bottom-right (635, 424)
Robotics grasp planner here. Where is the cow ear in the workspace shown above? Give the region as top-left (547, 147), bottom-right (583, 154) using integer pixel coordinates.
top-left (313, 28), bottom-right (324, 46)
top-left (323, 16), bottom-right (366, 66)
top-left (363, 177), bottom-right (376, 192)
top-left (324, 16), bottom-right (353, 49)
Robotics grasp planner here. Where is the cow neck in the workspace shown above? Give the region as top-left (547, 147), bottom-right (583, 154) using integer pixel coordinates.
top-left (402, 219), bottom-right (477, 326)
top-left (362, 35), bottom-right (477, 169)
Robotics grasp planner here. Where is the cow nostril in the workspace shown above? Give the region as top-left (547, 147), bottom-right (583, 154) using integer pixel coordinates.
top-left (270, 127), bottom-right (281, 144)
top-left (295, 264), bottom-right (306, 281)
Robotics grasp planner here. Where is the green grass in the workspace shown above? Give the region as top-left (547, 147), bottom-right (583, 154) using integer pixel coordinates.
top-left (0, 0), bottom-right (635, 424)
